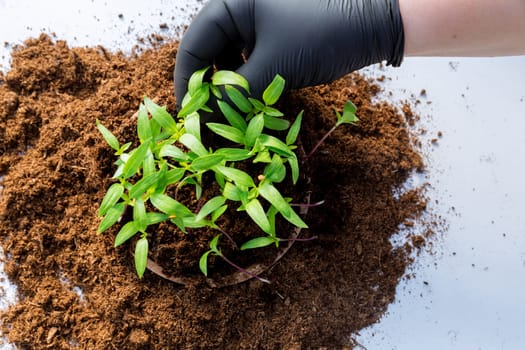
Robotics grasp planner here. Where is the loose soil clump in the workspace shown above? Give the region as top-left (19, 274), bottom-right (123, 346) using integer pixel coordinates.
top-left (0, 34), bottom-right (427, 348)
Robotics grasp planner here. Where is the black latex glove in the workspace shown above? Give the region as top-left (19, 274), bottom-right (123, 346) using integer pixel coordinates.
top-left (174, 0), bottom-right (404, 106)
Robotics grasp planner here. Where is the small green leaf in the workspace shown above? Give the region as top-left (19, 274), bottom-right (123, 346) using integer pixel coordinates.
top-left (253, 150), bottom-right (272, 163)
top-left (147, 212), bottom-right (170, 225)
top-left (188, 66), bottom-right (210, 95)
top-left (114, 221), bottom-right (139, 247)
top-left (248, 98), bottom-right (265, 112)
top-left (98, 202), bottom-right (126, 234)
top-left (191, 154), bottom-right (225, 171)
top-left (245, 114), bottom-right (264, 147)
top-left (99, 183), bottom-right (124, 216)
top-left (209, 234), bottom-right (221, 253)
top-left (129, 172), bottom-right (159, 199)
top-left (337, 100), bottom-right (359, 126)
top-left (143, 150), bottom-right (156, 177)
top-left (210, 84), bottom-right (223, 99)
top-left (258, 181), bottom-right (307, 228)
top-left (150, 193), bottom-right (194, 218)
top-left (133, 198), bottom-right (148, 232)
top-left (206, 123), bottom-right (245, 144)
top-left (211, 204), bottom-right (228, 222)
top-left (214, 148), bottom-right (252, 161)
top-left (263, 116), bottom-right (289, 131)
top-left (286, 110), bottom-right (303, 145)
top-left (166, 168), bottom-right (185, 185)
top-left (158, 144), bottom-right (188, 161)
top-left (137, 103), bottom-right (152, 143)
top-left (258, 134), bottom-right (294, 157)
top-left (288, 154), bottom-right (300, 185)
top-left (217, 100), bottom-right (247, 131)
top-left (246, 199), bottom-right (271, 233)
top-left (263, 106), bottom-right (284, 117)
top-left (225, 85), bottom-right (252, 113)
top-left (144, 97), bottom-right (177, 134)
top-left (134, 236), bottom-right (149, 279)
top-left (179, 134), bottom-right (208, 156)
top-left (262, 74), bottom-right (285, 106)
top-left (241, 236), bottom-right (277, 250)
top-left (122, 141), bottom-right (151, 179)
top-left (199, 250), bottom-right (212, 276)
top-left (215, 166), bottom-right (255, 188)
top-left (223, 182), bottom-right (242, 201)
top-left (212, 71), bottom-right (250, 92)
top-left (264, 155), bottom-right (286, 183)
top-left (196, 196), bottom-right (227, 221)
top-left (184, 112), bottom-right (201, 141)
top-left (178, 85), bottom-right (210, 117)
top-left (96, 119), bottom-right (120, 151)
top-left (344, 100), bottom-right (358, 114)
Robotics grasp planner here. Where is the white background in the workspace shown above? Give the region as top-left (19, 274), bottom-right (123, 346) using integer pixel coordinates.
top-left (1, 1), bottom-right (524, 349)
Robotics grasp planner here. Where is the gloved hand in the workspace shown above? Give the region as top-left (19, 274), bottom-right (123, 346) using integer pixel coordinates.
top-left (174, 0), bottom-right (404, 106)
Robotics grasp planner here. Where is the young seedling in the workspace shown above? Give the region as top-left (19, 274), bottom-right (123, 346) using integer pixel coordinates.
top-left (305, 100), bottom-right (359, 159)
top-left (97, 66), bottom-right (358, 281)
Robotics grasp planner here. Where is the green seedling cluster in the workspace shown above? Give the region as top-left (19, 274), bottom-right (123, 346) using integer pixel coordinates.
top-left (97, 67), bottom-right (309, 279)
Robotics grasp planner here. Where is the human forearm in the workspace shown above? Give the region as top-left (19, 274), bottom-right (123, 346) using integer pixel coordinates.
top-left (400, 0), bottom-right (525, 56)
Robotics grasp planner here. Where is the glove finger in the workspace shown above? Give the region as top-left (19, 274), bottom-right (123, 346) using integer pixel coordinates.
top-left (235, 49), bottom-right (278, 100)
top-left (174, 1), bottom-right (243, 107)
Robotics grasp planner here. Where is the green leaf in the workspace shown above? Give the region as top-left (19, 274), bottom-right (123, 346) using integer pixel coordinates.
top-left (217, 100), bottom-right (247, 131)
top-left (211, 204), bottom-right (228, 222)
top-left (147, 212), bottom-right (170, 225)
top-left (210, 84), bottom-right (223, 99)
top-left (144, 97), bottom-right (177, 134)
top-left (129, 172), bottom-right (159, 199)
top-left (263, 106), bottom-right (284, 117)
top-left (191, 154), bottom-right (225, 172)
top-left (223, 182), bottom-right (242, 201)
top-left (288, 154), bottom-right (300, 185)
top-left (264, 155), bottom-right (286, 183)
top-left (188, 66), bottom-right (210, 95)
top-left (245, 114), bottom-right (264, 147)
top-left (98, 202), bottom-right (126, 234)
top-left (209, 234), bottom-right (221, 253)
top-left (137, 103), bottom-right (152, 143)
top-left (262, 74), bottom-right (285, 106)
top-left (114, 221), bottom-right (139, 247)
top-left (199, 250), bottom-right (212, 276)
top-left (150, 193), bottom-right (194, 218)
top-left (116, 142), bottom-right (132, 156)
top-left (142, 150), bottom-right (156, 177)
top-left (214, 148), bottom-right (252, 161)
top-left (206, 123), bottom-right (245, 144)
top-left (263, 116), bottom-right (289, 131)
top-left (196, 196), bottom-right (227, 221)
top-left (182, 216), bottom-right (208, 228)
top-left (240, 236), bottom-right (277, 250)
top-left (248, 98), bottom-right (265, 112)
top-left (96, 119), bottom-right (120, 151)
top-left (159, 144), bottom-right (188, 161)
top-left (225, 85), bottom-right (252, 113)
top-left (133, 198), bottom-right (148, 232)
top-left (258, 181), bottom-right (307, 228)
top-left (286, 110), bottom-right (303, 145)
top-left (166, 168), bottom-right (185, 185)
top-left (258, 134), bottom-right (294, 157)
top-left (178, 85), bottom-right (210, 117)
top-left (179, 134), bottom-right (208, 156)
top-left (337, 100), bottom-right (359, 126)
top-left (246, 199), bottom-right (271, 234)
top-left (99, 183), bottom-right (124, 216)
top-left (215, 165), bottom-right (255, 188)
top-left (184, 112), bottom-right (201, 141)
top-left (212, 71), bottom-right (250, 92)
top-left (134, 236), bottom-right (149, 278)
top-left (122, 141), bottom-right (151, 179)
top-left (253, 150), bottom-right (272, 163)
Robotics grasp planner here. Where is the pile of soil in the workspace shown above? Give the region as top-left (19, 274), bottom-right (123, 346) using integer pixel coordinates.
top-left (0, 34), bottom-right (428, 348)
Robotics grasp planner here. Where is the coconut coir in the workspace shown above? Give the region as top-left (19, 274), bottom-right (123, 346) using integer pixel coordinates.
top-left (0, 34), bottom-right (427, 348)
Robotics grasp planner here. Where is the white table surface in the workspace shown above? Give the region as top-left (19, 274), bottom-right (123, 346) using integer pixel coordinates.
top-left (1, 1), bottom-right (524, 349)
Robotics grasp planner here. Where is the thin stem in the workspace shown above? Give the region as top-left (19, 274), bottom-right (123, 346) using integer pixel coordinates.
top-left (290, 200), bottom-right (325, 208)
top-left (214, 225), bottom-right (239, 250)
top-left (219, 253), bottom-right (271, 284)
top-left (282, 236), bottom-right (318, 243)
top-left (304, 124), bottom-right (338, 160)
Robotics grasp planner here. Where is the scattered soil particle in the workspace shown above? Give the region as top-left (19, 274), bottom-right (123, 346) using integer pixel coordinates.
top-left (0, 34), bottom-right (432, 349)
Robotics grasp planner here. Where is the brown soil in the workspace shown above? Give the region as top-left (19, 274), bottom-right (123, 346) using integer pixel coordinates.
top-left (0, 34), bottom-right (428, 349)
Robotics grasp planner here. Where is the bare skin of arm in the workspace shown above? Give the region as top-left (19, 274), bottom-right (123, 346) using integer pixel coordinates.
top-left (401, 0), bottom-right (525, 56)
